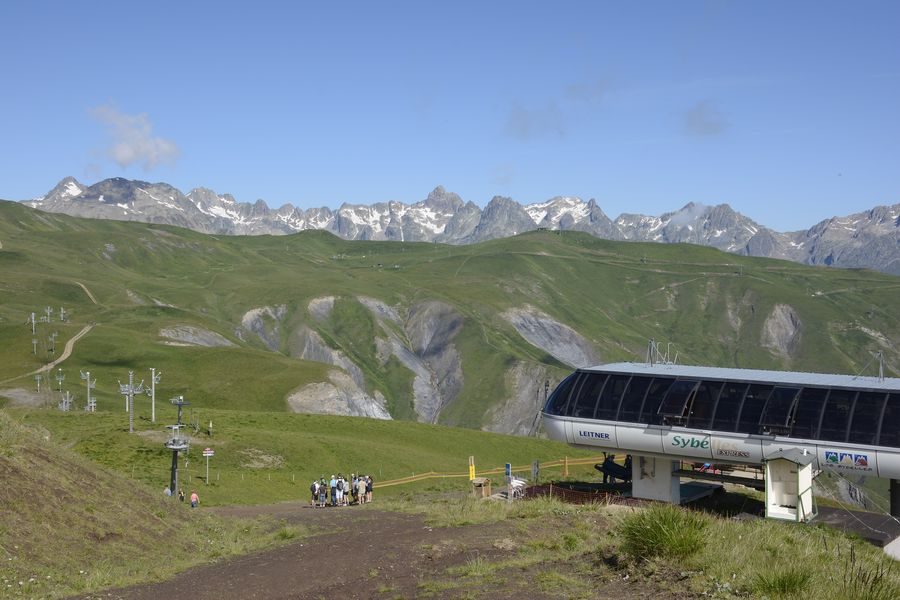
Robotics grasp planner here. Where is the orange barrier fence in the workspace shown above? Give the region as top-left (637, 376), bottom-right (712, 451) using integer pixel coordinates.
top-left (375, 455), bottom-right (606, 489)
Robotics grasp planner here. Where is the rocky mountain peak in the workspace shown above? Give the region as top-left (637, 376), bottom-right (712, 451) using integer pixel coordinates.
top-left (20, 176), bottom-right (900, 275)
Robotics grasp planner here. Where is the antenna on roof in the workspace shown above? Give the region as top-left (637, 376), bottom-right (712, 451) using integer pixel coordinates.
top-left (646, 338), bottom-right (678, 366)
top-left (853, 351), bottom-right (887, 382)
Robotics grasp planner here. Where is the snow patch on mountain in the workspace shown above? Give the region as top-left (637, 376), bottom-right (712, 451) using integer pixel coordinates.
top-left (526, 197), bottom-right (589, 226)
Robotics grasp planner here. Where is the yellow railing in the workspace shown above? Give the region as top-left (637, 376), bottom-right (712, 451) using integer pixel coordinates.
top-left (376, 455), bottom-right (605, 488)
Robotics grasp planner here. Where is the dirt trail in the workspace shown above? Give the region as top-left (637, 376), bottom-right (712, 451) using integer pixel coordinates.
top-left (73, 501), bottom-right (674, 600)
top-left (75, 503), bottom-right (521, 600)
top-left (0, 324), bottom-right (95, 386)
top-left (75, 281), bottom-right (98, 304)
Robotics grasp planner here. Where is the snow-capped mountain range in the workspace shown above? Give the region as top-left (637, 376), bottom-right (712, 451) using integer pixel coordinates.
top-left (23, 176), bottom-right (900, 275)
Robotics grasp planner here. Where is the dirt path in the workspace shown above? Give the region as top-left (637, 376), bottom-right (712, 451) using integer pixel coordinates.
top-left (31, 324), bottom-right (95, 375)
top-left (75, 503), bottom-right (523, 600)
top-left (75, 281), bottom-right (98, 304)
top-left (72, 500), bottom-right (681, 600)
top-left (0, 324), bottom-right (95, 386)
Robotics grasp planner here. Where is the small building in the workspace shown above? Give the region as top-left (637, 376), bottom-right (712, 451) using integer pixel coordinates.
top-left (764, 448), bottom-right (816, 522)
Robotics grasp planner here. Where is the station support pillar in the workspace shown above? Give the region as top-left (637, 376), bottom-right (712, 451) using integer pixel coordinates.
top-left (630, 455), bottom-right (681, 504)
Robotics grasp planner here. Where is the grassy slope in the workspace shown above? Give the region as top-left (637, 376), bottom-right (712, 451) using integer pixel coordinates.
top-left (5, 406), bottom-right (601, 507)
top-left (0, 410), bottom-right (300, 599)
top-left (1, 200), bottom-right (899, 429)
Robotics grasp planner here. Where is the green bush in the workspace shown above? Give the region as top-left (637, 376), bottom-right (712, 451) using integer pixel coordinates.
top-left (618, 504), bottom-right (707, 560)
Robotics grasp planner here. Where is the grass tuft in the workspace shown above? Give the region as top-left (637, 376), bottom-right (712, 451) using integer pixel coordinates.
top-left (618, 504), bottom-right (707, 561)
top-left (830, 545), bottom-right (900, 600)
top-left (751, 567), bottom-right (812, 598)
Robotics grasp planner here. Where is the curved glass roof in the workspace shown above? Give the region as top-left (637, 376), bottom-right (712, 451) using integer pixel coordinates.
top-left (543, 363), bottom-right (900, 448)
top-left (591, 362), bottom-right (900, 392)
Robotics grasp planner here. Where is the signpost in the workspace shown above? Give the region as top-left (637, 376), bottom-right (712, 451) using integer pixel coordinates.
top-left (202, 447), bottom-right (214, 485)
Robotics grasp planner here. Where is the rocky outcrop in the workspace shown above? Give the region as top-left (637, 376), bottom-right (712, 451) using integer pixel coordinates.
top-left (482, 362), bottom-right (552, 436)
top-left (405, 301), bottom-right (464, 423)
top-left (286, 370), bottom-right (390, 419)
top-left (159, 325), bottom-right (236, 347)
top-left (239, 305), bottom-right (287, 351)
top-left (289, 326), bottom-right (366, 390)
top-left (503, 306), bottom-right (598, 368)
top-left (307, 296), bottom-right (335, 321)
top-left (761, 304), bottom-right (802, 359)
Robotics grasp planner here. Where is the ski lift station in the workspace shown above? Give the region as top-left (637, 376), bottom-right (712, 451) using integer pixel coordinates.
top-left (542, 361), bottom-right (900, 527)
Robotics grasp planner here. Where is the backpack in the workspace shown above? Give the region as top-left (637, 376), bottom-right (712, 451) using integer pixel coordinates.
top-left (310, 482), bottom-right (317, 493)
top-left (337, 479), bottom-right (343, 492)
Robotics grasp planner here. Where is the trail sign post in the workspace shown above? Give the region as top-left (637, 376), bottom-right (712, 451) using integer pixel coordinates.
top-left (202, 447), bottom-right (214, 484)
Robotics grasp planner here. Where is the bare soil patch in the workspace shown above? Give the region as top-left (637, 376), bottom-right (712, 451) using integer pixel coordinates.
top-left (73, 501), bottom-right (692, 599)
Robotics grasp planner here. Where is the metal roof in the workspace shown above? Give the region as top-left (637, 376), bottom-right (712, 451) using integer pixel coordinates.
top-left (583, 362), bottom-right (900, 392)
top-left (764, 448), bottom-right (816, 466)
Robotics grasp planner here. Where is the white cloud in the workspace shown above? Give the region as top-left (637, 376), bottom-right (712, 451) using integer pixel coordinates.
top-left (684, 100), bottom-right (728, 136)
top-left (90, 105), bottom-right (180, 169)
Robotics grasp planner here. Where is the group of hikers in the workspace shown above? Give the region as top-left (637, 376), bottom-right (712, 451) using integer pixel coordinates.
top-left (165, 487), bottom-right (200, 507)
top-left (310, 474), bottom-right (372, 507)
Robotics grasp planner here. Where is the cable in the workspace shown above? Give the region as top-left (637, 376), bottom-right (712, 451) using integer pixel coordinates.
top-left (814, 478), bottom-right (891, 538)
top-left (830, 470), bottom-right (900, 528)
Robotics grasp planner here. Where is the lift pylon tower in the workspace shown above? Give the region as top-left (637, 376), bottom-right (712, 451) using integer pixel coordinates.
top-left (118, 371), bottom-right (144, 433)
top-left (147, 368), bottom-right (161, 423)
top-left (81, 370), bottom-right (96, 412)
top-left (165, 395), bottom-right (191, 496)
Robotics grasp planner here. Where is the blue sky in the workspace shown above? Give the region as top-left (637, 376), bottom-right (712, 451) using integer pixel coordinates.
top-left (2, 1), bottom-right (898, 231)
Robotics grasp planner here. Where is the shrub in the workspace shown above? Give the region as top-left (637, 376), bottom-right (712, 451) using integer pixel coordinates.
top-left (617, 504), bottom-right (707, 560)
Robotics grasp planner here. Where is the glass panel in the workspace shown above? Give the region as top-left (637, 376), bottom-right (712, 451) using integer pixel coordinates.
top-left (570, 373), bottom-right (607, 418)
top-left (848, 391), bottom-right (888, 445)
top-left (658, 380), bottom-right (699, 418)
top-left (736, 384), bottom-right (773, 434)
top-left (819, 389), bottom-right (857, 443)
top-left (617, 376), bottom-right (652, 423)
top-left (760, 387), bottom-right (801, 431)
top-left (879, 393), bottom-right (900, 447)
top-left (687, 380), bottom-right (723, 429)
top-left (712, 382), bottom-right (749, 432)
top-left (596, 375), bottom-right (630, 420)
top-left (544, 372), bottom-right (580, 416)
top-left (641, 378), bottom-right (674, 425)
top-left (791, 387), bottom-right (828, 440)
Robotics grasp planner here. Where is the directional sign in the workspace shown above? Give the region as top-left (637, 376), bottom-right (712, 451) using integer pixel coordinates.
top-left (202, 448), bottom-right (215, 457)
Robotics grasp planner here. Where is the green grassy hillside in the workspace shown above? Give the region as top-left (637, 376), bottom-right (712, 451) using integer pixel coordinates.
top-left (0, 410), bottom-right (295, 599)
top-left (1, 199), bottom-right (899, 429)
